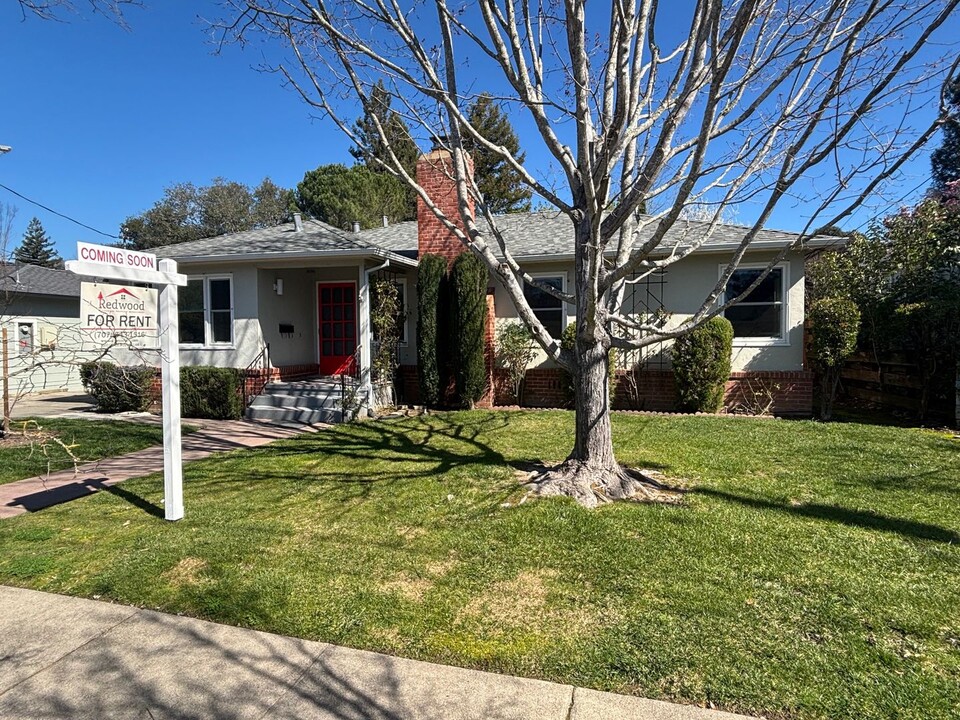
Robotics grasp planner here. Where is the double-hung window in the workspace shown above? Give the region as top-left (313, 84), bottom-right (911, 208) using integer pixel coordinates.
top-left (722, 265), bottom-right (787, 343)
top-left (523, 275), bottom-right (565, 337)
top-left (179, 276), bottom-right (234, 346)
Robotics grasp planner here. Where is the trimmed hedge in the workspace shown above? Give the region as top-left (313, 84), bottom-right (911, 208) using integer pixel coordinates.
top-left (181, 367), bottom-right (244, 420)
top-left (450, 252), bottom-right (488, 408)
top-left (80, 361), bottom-right (154, 414)
top-left (416, 253), bottom-right (447, 406)
top-left (672, 316), bottom-right (733, 413)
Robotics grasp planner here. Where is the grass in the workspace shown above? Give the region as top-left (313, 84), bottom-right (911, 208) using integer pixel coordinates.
top-left (0, 418), bottom-right (191, 485)
top-left (0, 410), bottom-right (957, 719)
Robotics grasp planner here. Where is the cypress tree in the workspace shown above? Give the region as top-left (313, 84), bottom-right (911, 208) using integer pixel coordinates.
top-left (416, 254), bottom-right (447, 406)
top-left (450, 252), bottom-right (489, 407)
top-left (14, 217), bottom-right (61, 268)
top-left (463, 94), bottom-right (532, 214)
top-left (932, 76), bottom-right (960, 193)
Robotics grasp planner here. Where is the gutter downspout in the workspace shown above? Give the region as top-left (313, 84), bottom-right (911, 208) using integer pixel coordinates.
top-left (359, 258), bottom-right (390, 414)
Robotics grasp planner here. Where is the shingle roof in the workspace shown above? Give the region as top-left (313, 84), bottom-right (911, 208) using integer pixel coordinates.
top-left (0, 264), bottom-right (81, 297)
top-left (157, 212), bottom-right (836, 265)
top-left (360, 211), bottom-right (834, 259)
top-left (156, 218), bottom-right (379, 260)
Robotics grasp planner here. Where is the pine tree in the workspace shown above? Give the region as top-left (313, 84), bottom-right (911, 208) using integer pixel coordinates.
top-left (464, 94), bottom-right (532, 214)
top-left (15, 217), bottom-right (61, 268)
top-left (931, 76), bottom-right (960, 192)
top-left (349, 81), bottom-right (419, 220)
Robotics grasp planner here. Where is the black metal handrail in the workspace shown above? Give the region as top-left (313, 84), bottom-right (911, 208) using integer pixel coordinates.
top-left (242, 343), bottom-right (271, 406)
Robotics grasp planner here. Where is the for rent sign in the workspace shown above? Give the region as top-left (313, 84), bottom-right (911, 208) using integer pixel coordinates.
top-left (80, 282), bottom-right (160, 348)
top-left (77, 241), bottom-right (157, 270)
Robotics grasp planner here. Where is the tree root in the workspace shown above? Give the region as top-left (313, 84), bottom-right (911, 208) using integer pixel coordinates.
top-left (520, 460), bottom-right (685, 509)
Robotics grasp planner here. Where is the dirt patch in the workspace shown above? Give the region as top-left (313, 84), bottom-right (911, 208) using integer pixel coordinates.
top-left (380, 572), bottom-right (433, 602)
top-left (463, 569), bottom-right (555, 622)
top-left (395, 525), bottom-right (428, 539)
top-left (425, 555), bottom-right (458, 578)
top-left (161, 557), bottom-right (209, 587)
top-left (457, 568), bottom-right (600, 640)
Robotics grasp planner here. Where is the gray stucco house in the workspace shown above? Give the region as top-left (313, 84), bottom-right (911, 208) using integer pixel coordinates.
top-left (150, 148), bottom-right (837, 416)
top-left (0, 263), bottom-right (90, 398)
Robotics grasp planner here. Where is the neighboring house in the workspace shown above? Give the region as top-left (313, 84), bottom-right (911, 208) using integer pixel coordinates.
top-left (155, 147), bottom-right (840, 416)
top-left (0, 263), bottom-right (89, 398)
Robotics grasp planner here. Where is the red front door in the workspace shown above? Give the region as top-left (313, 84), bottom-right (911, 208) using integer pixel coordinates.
top-left (318, 282), bottom-right (358, 375)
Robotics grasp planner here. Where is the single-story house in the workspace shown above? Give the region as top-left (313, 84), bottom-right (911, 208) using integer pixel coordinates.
top-left (151, 148), bottom-right (838, 416)
top-left (0, 263), bottom-right (91, 398)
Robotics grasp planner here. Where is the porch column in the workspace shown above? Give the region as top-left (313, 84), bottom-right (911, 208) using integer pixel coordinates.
top-left (358, 264), bottom-right (374, 407)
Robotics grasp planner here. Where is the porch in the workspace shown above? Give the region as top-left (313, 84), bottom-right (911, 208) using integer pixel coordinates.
top-left (174, 250), bottom-right (418, 417)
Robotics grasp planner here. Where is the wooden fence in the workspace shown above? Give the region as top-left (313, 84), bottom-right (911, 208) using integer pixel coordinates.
top-left (837, 352), bottom-right (957, 421)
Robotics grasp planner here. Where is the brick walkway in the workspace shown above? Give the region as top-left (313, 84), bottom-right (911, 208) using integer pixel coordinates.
top-left (0, 420), bottom-right (318, 520)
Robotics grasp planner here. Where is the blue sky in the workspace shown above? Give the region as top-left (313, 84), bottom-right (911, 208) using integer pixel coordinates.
top-left (0, 2), bottom-right (954, 260)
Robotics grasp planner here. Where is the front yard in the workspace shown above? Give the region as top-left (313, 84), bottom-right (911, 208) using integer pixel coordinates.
top-left (0, 418), bottom-right (178, 485)
top-left (0, 411), bottom-right (957, 719)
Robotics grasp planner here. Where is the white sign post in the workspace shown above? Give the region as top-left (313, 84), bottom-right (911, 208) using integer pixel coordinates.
top-left (66, 245), bottom-right (188, 521)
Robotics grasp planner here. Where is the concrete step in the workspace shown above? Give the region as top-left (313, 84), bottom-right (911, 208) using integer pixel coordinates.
top-left (244, 404), bottom-right (343, 425)
top-left (249, 392), bottom-right (342, 410)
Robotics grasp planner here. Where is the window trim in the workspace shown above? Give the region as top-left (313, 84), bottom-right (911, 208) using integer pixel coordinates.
top-left (718, 262), bottom-right (790, 347)
top-left (524, 272), bottom-right (568, 337)
top-left (179, 274), bottom-right (235, 349)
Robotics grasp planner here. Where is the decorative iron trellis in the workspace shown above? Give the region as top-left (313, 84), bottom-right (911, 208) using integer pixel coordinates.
top-left (618, 268), bottom-right (668, 371)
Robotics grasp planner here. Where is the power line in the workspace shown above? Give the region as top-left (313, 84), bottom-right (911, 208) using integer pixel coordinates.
top-left (0, 182), bottom-right (120, 240)
top-left (850, 177), bottom-right (931, 233)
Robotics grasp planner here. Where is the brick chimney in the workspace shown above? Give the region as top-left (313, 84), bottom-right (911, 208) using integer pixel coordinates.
top-left (416, 141), bottom-right (474, 267)
top-left (416, 142), bottom-right (497, 409)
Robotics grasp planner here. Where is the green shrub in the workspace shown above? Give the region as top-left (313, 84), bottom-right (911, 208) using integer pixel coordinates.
top-left (180, 367), bottom-right (243, 420)
top-left (450, 251), bottom-right (488, 407)
top-left (672, 316), bottom-right (733, 413)
top-left (810, 297), bottom-right (860, 420)
top-left (496, 322), bottom-right (536, 403)
top-left (80, 361), bottom-right (155, 414)
top-left (370, 277), bottom-right (401, 385)
top-left (416, 253), bottom-right (446, 406)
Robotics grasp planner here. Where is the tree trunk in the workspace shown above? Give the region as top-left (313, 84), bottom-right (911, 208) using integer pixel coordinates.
top-left (530, 217), bottom-right (672, 508)
top-left (572, 334), bottom-right (616, 467)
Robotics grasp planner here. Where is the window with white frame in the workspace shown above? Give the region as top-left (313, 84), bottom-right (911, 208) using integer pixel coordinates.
top-left (523, 275), bottom-right (565, 337)
top-left (179, 276), bottom-right (234, 346)
top-left (722, 265), bottom-right (786, 341)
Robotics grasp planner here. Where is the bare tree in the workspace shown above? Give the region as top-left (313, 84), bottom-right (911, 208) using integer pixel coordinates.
top-left (221, 0), bottom-right (960, 506)
top-left (14, 0), bottom-right (138, 22)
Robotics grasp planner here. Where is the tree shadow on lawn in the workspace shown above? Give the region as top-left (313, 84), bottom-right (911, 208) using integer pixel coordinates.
top-left (190, 414), bottom-right (539, 511)
top-left (697, 488), bottom-right (960, 544)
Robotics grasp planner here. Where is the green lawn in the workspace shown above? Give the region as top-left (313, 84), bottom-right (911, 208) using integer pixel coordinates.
top-left (0, 418), bottom-right (188, 485)
top-left (0, 411), bottom-right (957, 719)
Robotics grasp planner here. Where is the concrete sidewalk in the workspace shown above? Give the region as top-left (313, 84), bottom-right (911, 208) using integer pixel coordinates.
top-left (0, 586), bottom-right (755, 720)
top-left (0, 420), bottom-right (317, 519)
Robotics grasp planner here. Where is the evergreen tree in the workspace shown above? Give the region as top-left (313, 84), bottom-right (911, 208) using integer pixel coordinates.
top-left (349, 81), bottom-right (419, 220)
top-left (931, 76), bottom-right (960, 192)
top-left (14, 217), bottom-right (61, 268)
top-left (463, 94), bottom-right (532, 214)
top-left (349, 81), bottom-right (419, 179)
top-left (297, 164), bottom-right (409, 230)
top-left (450, 251), bottom-right (489, 408)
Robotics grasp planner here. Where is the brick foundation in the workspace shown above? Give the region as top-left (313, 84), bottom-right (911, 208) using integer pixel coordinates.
top-left (490, 367), bottom-right (813, 416)
top-left (399, 365), bottom-right (420, 404)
